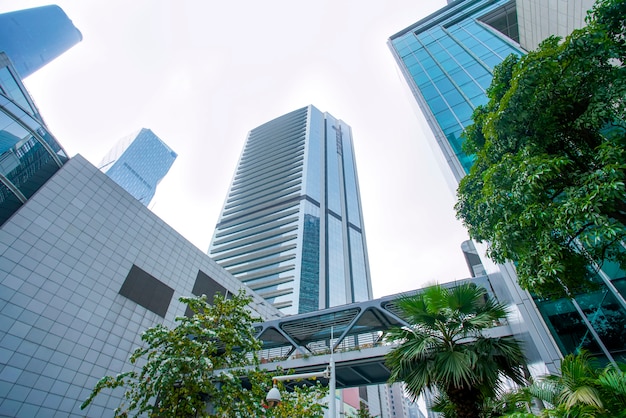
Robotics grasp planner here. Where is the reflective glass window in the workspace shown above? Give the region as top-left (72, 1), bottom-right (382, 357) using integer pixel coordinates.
top-left (464, 62), bottom-right (488, 79)
top-left (601, 259), bottom-right (626, 281)
top-left (613, 278), bottom-right (626, 301)
top-left (305, 110), bottom-right (323, 202)
top-left (349, 228), bottom-right (369, 302)
top-left (445, 129), bottom-right (465, 155)
top-left (406, 36), bottom-right (420, 49)
top-left (435, 77), bottom-right (455, 94)
top-left (325, 124), bottom-right (341, 214)
top-left (409, 64), bottom-right (423, 78)
top-left (452, 28), bottom-right (470, 41)
top-left (327, 215), bottom-right (346, 307)
top-left (473, 26), bottom-right (499, 43)
top-left (0, 69), bottom-right (34, 115)
top-left (438, 36), bottom-right (456, 49)
top-left (420, 82), bottom-right (439, 100)
top-left (403, 54), bottom-right (418, 68)
top-left (575, 286), bottom-right (626, 363)
top-left (459, 81), bottom-right (485, 99)
top-left (420, 56), bottom-right (437, 72)
top-left (470, 93), bottom-right (489, 108)
top-left (445, 90), bottom-right (465, 107)
top-left (428, 66), bottom-right (445, 81)
top-left (463, 36), bottom-right (481, 50)
top-left (0, 108), bottom-right (30, 152)
top-left (398, 45), bottom-right (411, 58)
top-left (419, 33), bottom-right (436, 45)
top-left (299, 203), bottom-right (320, 313)
top-left (446, 43), bottom-right (464, 57)
top-left (440, 57), bottom-right (460, 73)
top-left (432, 47), bottom-right (451, 63)
top-left (451, 102), bottom-right (474, 123)
top-left (0, 180), bottom-right (22, 224)
top-left (494, 45), bottom-right (517, 59)
top-left (436, 108), bottom-right (459, 131)
top-left (455, 50), bottom-right (475, 66)
top-left (483, 54), bottom-right (506, 69)
top-left (341, 133), bottom-right (361, 227)
top-left (470, 43), bottom-right (492, 61)
top-left (535, 297), bottom-right (605, 361)
top-left (1, 96), bottom-right (65, 160)
top-left (458, 151), bottom-right (476, 173)
top-left (475, 74), bottom-right (494, 89)
top-left (427, 95), bottom-right (448, 115)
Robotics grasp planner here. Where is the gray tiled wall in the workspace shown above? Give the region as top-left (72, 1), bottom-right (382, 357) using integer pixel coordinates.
top-left (0, 155), bottom-right (279, 417)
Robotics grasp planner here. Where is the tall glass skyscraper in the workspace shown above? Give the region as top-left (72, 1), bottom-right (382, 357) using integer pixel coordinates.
top-left (0, 52), bottom-right (68, 225)
top-left (0, 5), bottom-right (82, 78)
top-left (389, 0), bottom-right (525, 181)
top-left (389, 0), bottom-right (626, 366)
top-left (209, 105), bottom-right (372, 315)
top-left (98, 128), bottom-right (177, 207)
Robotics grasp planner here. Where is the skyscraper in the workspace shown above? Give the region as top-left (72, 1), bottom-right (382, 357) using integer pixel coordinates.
top-left (209, 105), bottom-right (372, 315)
top-left (98, 128), bottom-right (177, 207)
top-left (0, 52), bottom-right (68, 225)
top-left (388, 0), bottom-right (626, 367)
top-left (388, 0), bottom-right (595, 181)
top-left (0, 5), bottom-right (82, 78)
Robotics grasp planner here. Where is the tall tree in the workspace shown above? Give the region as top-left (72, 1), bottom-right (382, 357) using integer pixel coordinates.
top-left (385, 284), bottom-right (527, 418)
top-left (80, 290), bottom-right (326, 417)
top-left (455, 0), bottom-right (626, 297)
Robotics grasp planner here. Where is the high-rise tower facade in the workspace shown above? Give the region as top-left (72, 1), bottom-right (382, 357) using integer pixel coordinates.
top-left (209, 105), bottom-right (372, 315)
top-left (389, 0), bottom-right (626, 367)
top-left (98, 128), bottom-right (177, 207)
top-left (0, 5), bottom-right (82, 78)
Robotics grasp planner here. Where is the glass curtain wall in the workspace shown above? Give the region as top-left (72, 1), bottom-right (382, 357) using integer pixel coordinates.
top-left (389, 0), bottom-right (626, 365)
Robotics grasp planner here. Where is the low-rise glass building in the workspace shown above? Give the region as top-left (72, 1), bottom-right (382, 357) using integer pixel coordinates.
top-left (0, 53), bottom-right (68, 225)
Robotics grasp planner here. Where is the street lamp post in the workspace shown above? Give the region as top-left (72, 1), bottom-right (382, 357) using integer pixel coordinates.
top-left (329, 326), bottom-right (336, 418)
top-left (265, 327), bottom-right (337, 417)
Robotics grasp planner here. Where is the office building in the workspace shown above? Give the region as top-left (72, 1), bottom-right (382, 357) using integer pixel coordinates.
top-left (0, 52), bottom-right (68, 226)
top-left (389, 0), bottom-right (626, 368)
top-left (0, 155), bottom-right (279, 417)
top-left (383, 383), bottom-right (410, 418)
top-left (209, 105), bottom-right (372, 315)
top-left (0, 5), bottom-right (82, 78)
top-left (98, 128), bottom-right (177, 207)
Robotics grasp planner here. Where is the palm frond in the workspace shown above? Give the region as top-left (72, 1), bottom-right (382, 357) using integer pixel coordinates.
top-left (560, 386), bottom-right (603, 409)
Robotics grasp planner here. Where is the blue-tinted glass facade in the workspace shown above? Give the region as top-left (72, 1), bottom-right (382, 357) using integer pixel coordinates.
top-left (0, 53), bottom-right (67, 225)
top-left (0, 5), bottom-right (82, 78)
top-left (390, 0), bottom-right (523, 178)
top-left (389, 0), bottom-right (626, 366)
top-left (98, 128), bottom-right (177, 206)
top-left (209, 105), bottom-right (373, 314)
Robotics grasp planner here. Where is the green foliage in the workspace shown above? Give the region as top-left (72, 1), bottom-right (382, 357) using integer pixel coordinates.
top-left (503, 351), bottom-right (626, 418)
top-left (432, 389), bottom-right (533, 418)
top-left (80, 290), bottom-right (327, 417)
top-left (266, 381), bottom-right (328, 418)
top-left (455, 0), bottom-right (626, 298)
top-left (385, 283), bottom-right (527, 418)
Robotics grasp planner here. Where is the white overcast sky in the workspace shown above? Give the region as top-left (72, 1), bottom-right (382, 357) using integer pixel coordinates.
top-left (2, 0), bottom-right (472, 297)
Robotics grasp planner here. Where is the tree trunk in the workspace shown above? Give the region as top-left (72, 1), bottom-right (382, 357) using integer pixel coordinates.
top-left (445, 385), bottom-right (483, 418)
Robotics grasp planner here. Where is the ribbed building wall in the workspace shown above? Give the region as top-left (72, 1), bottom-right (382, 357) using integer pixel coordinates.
top-left (209, 105), bottom-right (372, 315)
top-left (210, 107), bottom-right (308, 312)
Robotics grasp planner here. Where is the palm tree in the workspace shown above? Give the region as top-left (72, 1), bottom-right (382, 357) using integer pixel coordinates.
top-left (519, 351), bottom-right (626, 418)
top-left (385, 283), bottom-right (527, 418)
